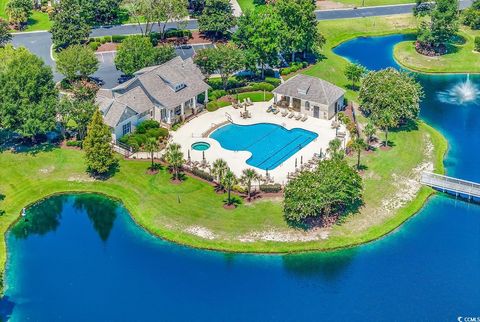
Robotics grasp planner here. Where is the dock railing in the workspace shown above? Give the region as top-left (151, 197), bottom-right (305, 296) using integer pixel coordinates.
top-left (421, 172), bottom-right (480, 199)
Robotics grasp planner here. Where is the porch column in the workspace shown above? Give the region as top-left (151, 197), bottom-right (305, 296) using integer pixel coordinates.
top-left (181, 102), bottom-right (185, 121)
top-left (288, 96), bottom-right (292, 108)
top-left (193, 97), bottom-right (197, 114)
top-left (204, 90), bottom-right (209, 103)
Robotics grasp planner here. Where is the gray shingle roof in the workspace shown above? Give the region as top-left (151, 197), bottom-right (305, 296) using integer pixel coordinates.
top-left (272, 74), bottom-right (345, 105)
top-left (95, 57), bottom-right (209, 128)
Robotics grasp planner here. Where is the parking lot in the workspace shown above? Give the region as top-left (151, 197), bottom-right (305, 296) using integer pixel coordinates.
top-left (94, 43), bottom-right (215, 89)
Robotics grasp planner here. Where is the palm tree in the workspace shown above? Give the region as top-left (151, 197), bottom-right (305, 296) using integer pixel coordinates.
top-left (240, 168), bottom-right (260, 200)
top-left (363, 121), bottom-right (376, 145)
top-left (350, 137), bottom-right (367, 169)
top-left (144, 137), bottom-right (159, 170)
top-left (222, 170), bottom-right (237, 206)
top-left (327, 138), bottom-right (344, 160)
top-left (211, 158), bottom-right (228, 190)
top-left (165, 143), bottom-right (184, 181)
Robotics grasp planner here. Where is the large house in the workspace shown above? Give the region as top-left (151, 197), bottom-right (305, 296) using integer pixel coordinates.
top-left (272, 74), bottom-right (345, 120)
top-left (96, 56), bottom-right (209, 140)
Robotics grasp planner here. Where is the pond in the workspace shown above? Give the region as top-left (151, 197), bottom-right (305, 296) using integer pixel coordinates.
top-left (2, 35), bottom-right (480, 321)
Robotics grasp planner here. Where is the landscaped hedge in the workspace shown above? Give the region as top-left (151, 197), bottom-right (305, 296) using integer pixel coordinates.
top-left (206, 100), bottom-right (229, 112)
top-left (280, 61), bottom-right (308, 76)
top-left (475, 36), bottom-right (480, 52)
top-left (259, 184), bottom-right (282, 193)
top-left (66, 140), bottom-right (82, 148)
top-left (264, 77), bottom-right (281, 87)
top-left (191, 168), bottom-right (214, 182)
top-left (88, 41), bottom-right (101, 51)
top-left (209, 89), bottom-right (228, 101)
top-left (207, 77), bottom-right (247, 90)
top-left (119, 120), bottom-right (168, 151)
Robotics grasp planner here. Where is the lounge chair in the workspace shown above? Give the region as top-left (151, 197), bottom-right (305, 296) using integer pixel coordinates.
top-left (281, 109), bottom-right (288, 117)
top-left (295, 113), bottom-right (302, 120)
top-left (301, 114), bottom-right (308, 122)
top-left (247, 98), bottom-right (254, 106)
top-left (273, 108), bottom-right (280, 115)
top-left (288, 112), bottom-right (295, 118)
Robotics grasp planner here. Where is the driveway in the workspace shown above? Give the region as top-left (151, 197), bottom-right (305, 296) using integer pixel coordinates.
top-left (93, 43), bottom-right (214, 89)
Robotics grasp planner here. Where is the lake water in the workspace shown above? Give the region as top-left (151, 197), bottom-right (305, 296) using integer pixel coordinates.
top-left (2, 35), bottom-right (480, 321)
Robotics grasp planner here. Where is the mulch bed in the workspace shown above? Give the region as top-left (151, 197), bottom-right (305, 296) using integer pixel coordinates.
top-left (146, 169), bottom-right (159, 175)
top-left (379, 145), bottom-right (391, 151)
top-left (223, 204), bottom-right (236, 210)
top-left (97, 42), bottom-right (118, 52)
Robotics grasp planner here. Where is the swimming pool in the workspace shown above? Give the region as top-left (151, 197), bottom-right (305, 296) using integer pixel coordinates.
top-left (209, 123), bottom-right (318, 170)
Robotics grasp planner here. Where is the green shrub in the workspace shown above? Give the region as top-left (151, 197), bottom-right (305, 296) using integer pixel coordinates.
top-left (475, 36), bottom-right (480, 51)
top-left (207, 101), bottom-right (221, 111)
top-left (66, 140), bottom-right (82, 147)
top-left (146, 127), bottom-right (169, 139)
top-left (192, 168), bottom-right (214, 182)
top-left (112, 35), bottom-right (127, 43)
top-left (136, 119), bottom-right (160, 134)
top-left (259, 184), bottom-right (282, 193)
top-left (88, 41), bottom-right (101, 51)
top-left (207, 77), bottom-right (246, 90)
top-left (264, 77), bottom-right (281, 87)
top-left (209, 89), bottom-right (227, 100)
top-left (250, 82), bottom-right (274, 92)
top-left (171, 122), bottom-right (182, 131)
top-left (233, 184), bottom-right (246, 193)
top-left (264, 69), bottom-right (276, 77)
top-left (165, 29), bottom-right (192, 38)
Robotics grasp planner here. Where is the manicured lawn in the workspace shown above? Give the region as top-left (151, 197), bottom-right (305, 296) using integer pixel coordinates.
top-left (236, 0), bottom-right (263, 11)
top-left (236, 91), bottom-right (273, 102)
top-left (393, 27), bottom-right (480, 73)
top-left (304, 14), bottom-right (417, 101)
top-left (0, 120), bottom-right (445, 270)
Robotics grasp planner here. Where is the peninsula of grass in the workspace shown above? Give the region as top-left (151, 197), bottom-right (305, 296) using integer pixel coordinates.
top-left (393, 27), bottom-right (480, 73)
top-left (0, 14), bottom-right (448, 275)
top-left (0, 120), bottom-right (446, 271)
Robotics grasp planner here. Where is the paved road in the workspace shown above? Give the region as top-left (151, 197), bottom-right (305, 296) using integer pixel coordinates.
top-left (11, 0), bottom-right (474, 86)
top-left (316, 0), bottom-right (473, 20)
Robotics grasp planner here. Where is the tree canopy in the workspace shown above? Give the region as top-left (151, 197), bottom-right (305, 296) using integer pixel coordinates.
top-left (0, 45), bottom-right (57, 139)
top-left (50, 0), bottom-right (91, 50)
top-left (83, 110), bottom-right (118, 175)
top-left (417, 0), bottom-right (459, 50)
top-left (115, 36), bottom-right (175, 75)
top-left (198, 0), bottom-right (236, 39)
top-left (56, 45), bottom-right (99, 81)
top-left (153, 0), bottom-right (189, 39)
top-left (5, 0), bottom-right (31, 30)
top-left (275, 0), bottom-right (325, 60)
top-left (344, 63), bottom-right (367, 89)
top-left (359, 68), bottom-right (423, 145)
top-left (284, 159), bottom-right (362, 224)
top-left (194, 43), bottom-right (245, 89)
top-left (0, 20), bottom-right (12, 47)
top-left (234, 7), bottom-right (282, 77)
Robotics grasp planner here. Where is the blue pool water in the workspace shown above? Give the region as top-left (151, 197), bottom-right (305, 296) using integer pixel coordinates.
top-left (209, 123), bottom-right (318, 170)
top-left (2, 35), bottom-right (480, 321)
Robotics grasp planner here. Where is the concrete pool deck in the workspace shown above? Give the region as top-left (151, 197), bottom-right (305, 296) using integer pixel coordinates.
top-left (171, 100), bottom-right (346, 184)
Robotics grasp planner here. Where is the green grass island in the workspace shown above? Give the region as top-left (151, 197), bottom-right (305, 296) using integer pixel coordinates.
top-left (0, 15), bottom-right (453, 276)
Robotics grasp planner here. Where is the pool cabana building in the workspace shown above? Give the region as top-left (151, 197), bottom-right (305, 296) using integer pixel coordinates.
top-left (272, 74), bottom-right (345, 120)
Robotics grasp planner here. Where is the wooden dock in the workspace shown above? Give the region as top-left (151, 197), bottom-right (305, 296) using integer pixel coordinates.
top-left (420, 172), bottom-right (480, 200)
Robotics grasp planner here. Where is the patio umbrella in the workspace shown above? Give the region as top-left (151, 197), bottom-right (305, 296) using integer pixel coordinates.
top-left (300, 156), bottom-right (303, 165)
top-left (295, 158), bottom-right (297, 168)
top-left (266, 169), bottom-right (269, 178)
top-left (202, 151), bottom-right (205, 161)
top-left (188, 149), bottom-right (191, 162)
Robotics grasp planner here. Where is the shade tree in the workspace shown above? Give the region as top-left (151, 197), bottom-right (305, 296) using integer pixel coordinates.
top-left (284, 159), bottom-right (363, 225)
top-left (56, 45), bottom-right (99, 81)
top-left (359, 68), bottom-right (423, 146)
top-left (198, 0), bottom-right (235, 40)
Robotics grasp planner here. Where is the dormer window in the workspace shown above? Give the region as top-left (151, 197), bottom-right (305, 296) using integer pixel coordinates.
top-left (298, 88), bottom-right (307, 95)
top-left (174, 83), bottom-right (186, 91)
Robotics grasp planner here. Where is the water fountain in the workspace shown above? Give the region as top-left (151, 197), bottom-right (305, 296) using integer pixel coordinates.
top-left (437, 74), bottom-right (480, 105)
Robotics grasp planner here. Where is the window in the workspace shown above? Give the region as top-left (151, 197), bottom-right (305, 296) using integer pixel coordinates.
top-left (161, 108), bottom-right (167, 121)
top-left (305, 101), bottom-right (310, 110)
top-left (122, 122), bottom-right (131, 135)
top-left (175, 106), bottom-right (182, 115)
